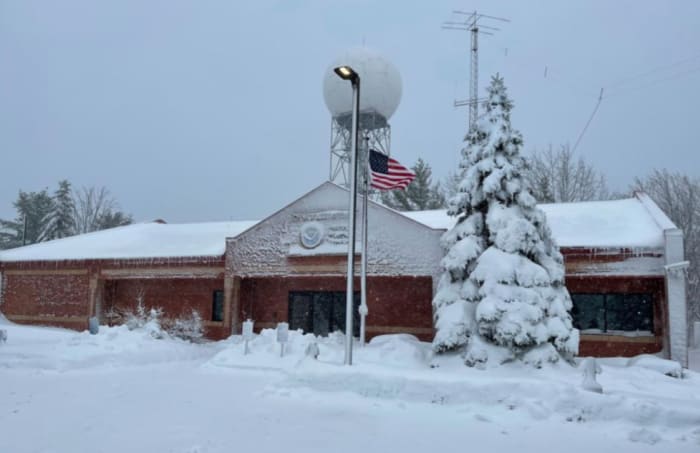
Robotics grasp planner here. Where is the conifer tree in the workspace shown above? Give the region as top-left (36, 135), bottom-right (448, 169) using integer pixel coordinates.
top-left (39, 180), bottom-right (76, 241)
top-left (0, 189), bottom-right (54, 249)
top-left (432, 75), bottom-right (578, 367)
top-left (381, 158), bottom-right (445, 211)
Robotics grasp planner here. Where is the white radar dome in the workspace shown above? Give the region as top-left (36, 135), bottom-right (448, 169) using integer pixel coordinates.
top-left (322, 47), bottom-right (402, 120)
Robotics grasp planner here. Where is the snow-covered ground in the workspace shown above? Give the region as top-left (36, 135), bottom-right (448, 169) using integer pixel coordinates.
top-left (1, 319), bottom-right (699, 453)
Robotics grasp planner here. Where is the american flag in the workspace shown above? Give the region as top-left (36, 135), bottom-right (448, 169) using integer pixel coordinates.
top-left (368, 149), bottom-right (416, 191)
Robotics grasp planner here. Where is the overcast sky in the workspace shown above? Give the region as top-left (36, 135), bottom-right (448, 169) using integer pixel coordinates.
top-left (1, 0), bottom-right (699, 223)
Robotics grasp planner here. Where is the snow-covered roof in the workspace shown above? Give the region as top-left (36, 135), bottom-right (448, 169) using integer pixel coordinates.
top-left (0, 221), bottom-right (257, 262)
top-left (0, 192), bottom-right (674, 263)
top-left (404, 197), bottom-right (670, 249)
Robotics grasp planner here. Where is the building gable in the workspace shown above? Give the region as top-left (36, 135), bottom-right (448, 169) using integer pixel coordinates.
top-left (227, 182), bottom-right (443, 279)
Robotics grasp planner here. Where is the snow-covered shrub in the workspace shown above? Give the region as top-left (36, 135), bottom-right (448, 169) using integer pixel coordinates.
top-left (168, 310), bottom-right (205, 343)
top-left (432, 75), bottom-right (579, 367)
top-left (124, 301), bottom-right (166, 339)
top-left (124, 300), bottom-right (148, 330)
top-left (142, 311), bottom-right (165, 339)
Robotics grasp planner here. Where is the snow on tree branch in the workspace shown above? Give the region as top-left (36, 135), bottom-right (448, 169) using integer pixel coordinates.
top-left (432, 75), bottom-right (578, 368)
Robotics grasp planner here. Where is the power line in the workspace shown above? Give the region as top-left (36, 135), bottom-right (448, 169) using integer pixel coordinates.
top-left (605, 52), bottom-right (700, 91)
top-left (572, 88), bottom-right (604, 154)
top-left (603, 64), bottom-right (700, 99)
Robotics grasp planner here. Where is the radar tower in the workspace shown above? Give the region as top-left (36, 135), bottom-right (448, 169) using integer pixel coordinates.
top-left (323, 48), bottom-right (402, 187)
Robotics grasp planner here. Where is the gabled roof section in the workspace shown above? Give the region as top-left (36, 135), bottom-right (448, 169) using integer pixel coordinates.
top-left (229, 181), bottom-right (440, 244)
top-left (404, 196), bottom-right (668, 249)
top-left (0, 220), bottom-right (257, 262)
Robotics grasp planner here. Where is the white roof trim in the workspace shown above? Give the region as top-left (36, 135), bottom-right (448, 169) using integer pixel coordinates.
top-left (634, 192), bottom-right (679, 231)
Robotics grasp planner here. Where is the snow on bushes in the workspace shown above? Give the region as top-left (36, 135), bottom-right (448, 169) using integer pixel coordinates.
top-left (123, 301), bottom-right (204, 342)
top-left (169, 310), bottom-right (205, 343)
top-left (124, 301), bottom-right (166, 339)
top-left (432, 75), bottom-right (578, 367)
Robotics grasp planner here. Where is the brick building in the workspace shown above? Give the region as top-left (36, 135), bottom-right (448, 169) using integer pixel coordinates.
top-left (0, 182), bottom-right (689, 365)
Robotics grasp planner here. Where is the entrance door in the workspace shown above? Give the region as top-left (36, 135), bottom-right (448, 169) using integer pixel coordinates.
top-left (288, 291), bottom-right (360, 337)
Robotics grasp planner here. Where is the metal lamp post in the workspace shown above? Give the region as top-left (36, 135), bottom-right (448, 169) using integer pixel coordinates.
top-left (334, 65), bottom-right (360, 366)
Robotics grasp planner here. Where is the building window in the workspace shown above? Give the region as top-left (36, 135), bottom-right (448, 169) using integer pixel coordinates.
top-left (288, 291), bottom-right (360, 337)
top-left (212, 290), bottom-right (224, 322)
top-left (571, 293), bottom-right (653, 334)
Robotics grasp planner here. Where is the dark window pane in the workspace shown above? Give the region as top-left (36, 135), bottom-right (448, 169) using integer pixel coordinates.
top-left (288, 292), bottom-right (313, 333)
top-left (607, 294), bottom-right (653, 332)
top-left (635, 294), bottom-right (654, 332)
top-left (605, 294), bottom-right (626, 331)
top-left (571, 294), bottom-right (605, 331)
top-left (313, 293), bottom-right (332, 336)
top-left (330, 292), bottom-right (345, 334)
top-left (330, 292), bottom-right (360, 337)
top-left (288, 291), bottom-right (359, 337)
top-left (212, 290), bottom-right (224, 322)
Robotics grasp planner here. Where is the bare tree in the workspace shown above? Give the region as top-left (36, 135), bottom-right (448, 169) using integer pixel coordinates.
top-left (526, 145), bottom-right (609, 203)
top-left (633, 170), bottom-right (700, 340)
top-left (72, 186), bottom-right (132, 234)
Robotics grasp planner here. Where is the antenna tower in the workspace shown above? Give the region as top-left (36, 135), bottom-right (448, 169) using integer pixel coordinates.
top-left (442, 11), bottom-right (509, 132)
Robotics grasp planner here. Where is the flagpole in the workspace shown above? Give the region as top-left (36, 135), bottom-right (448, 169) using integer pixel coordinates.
top-left (359, 136), bottom-right (369, 347)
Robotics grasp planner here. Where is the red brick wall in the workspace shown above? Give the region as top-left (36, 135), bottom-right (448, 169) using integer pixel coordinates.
top-left (104, 278), bottom-right (228, 339)
top-left (0, 258), bottom-right (226, 337)
top-left (239, 275), bottom-right (434, 341)
top-left (1, 272), bottom-right (91, 329)
top-left (0, 255), bottom-right (671, 358)
top-left (577, 337), bottom-right (663, 357)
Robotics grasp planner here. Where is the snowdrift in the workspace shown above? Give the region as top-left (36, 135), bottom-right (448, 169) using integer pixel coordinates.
top-left (1, 323), bottom-right (699, 446)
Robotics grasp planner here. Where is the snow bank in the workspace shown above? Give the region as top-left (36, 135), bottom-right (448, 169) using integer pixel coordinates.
top-left (205, 330), bottom-right (431, 372)
top-left (0, 322), bottom-right (219, 371)
top-left (627, 354), bottom-right (684, 378)
top-left (202, 329), bottom-right (700, 444)
top-left (2, 322), bottom-right (700, 447)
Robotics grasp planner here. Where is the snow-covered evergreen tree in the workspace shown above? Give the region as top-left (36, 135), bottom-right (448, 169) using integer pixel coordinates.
top-left (432, 75), bottom-right (578, 367)
top-left (0, 189), bottom-right (54, 249)
top-left (39, 180), bottom-right (76, 242)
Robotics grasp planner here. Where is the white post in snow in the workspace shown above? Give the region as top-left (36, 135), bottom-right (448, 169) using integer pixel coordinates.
top-left (359, 135), bottom-right (370, 347)
top-left (334, 65), bottom-right (360, 366)
top-left (663, 229), bottom-right (689, 368)
top-left (277, 322), bottom-right (289, 358)
top-left (242, 319), bottom-right (254, 355)
top-left (581, 357), bottom-right (603, 393)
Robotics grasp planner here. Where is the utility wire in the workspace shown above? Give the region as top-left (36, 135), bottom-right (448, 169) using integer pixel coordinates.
top-left (604, 64), bottom-right (700, 99)
top-left (497, 49), bottom-right (699, 153)
top-left (571, 88), bottom-right (604, 154)
top-left (605, 52), bottom-right (700, 91)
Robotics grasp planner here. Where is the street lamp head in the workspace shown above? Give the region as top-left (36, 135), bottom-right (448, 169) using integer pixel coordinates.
top-left (334, 65), bottom-right (359, 82)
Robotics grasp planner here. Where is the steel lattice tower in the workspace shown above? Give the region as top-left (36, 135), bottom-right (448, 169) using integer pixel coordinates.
top-left (443, 11), bottom-right (509, 133)
top-left (329, 111), bottom-right (391, 187)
